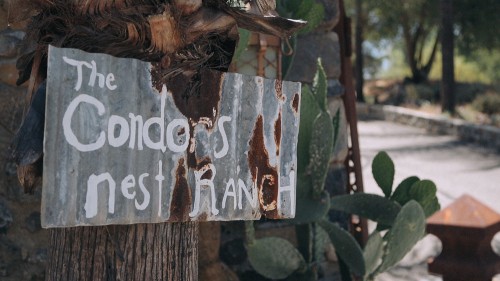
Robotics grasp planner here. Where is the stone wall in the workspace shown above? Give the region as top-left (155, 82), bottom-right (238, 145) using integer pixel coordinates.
top-left (0, 3), bottom-right (49, 280)
top-left (358, 103), bottom-right (500, 152)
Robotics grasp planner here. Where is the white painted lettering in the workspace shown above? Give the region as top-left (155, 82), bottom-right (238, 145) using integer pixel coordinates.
top-left (128, 113), bottom-right (144, 150)
top-left (239, 178), bottom-right (257, 209)
top-left (106, 73), bottom-right (117, 90)
top-left (62, 57), bottom-right (117, 91)
top-left (143, 92), bottom-right (166, 152)
top-left (108, 115), bottom-right (130, 147)
top-left (214, 116), bottom-right (231, 159)
top-left (84, 173), bottom-right (116, 218)
top-left (155, 160), bottom-right (165, 217)
top-left (120, 174), bottom-right (136, 199)
top-left (166, 119), bottom-right (190, 153)
top-left (278, 171), bottom-right (296, 217)
top-left (135, 173), bottom-right (150, 210)
top-left (189, 163), bottom-right (219, 217)
top-left (63, 94), bottom-right (106, 152)
top-left (89, 60), bottom-right (106, 88)
top-left (222, 178), bottom-right (237, 210)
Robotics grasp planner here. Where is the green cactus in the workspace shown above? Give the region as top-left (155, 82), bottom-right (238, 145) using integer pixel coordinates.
top-left (246, 58), bottom-right (440, 281)
top-left (370, 201), bottom-right (426, 278)
top-left (372, 151), bottom-right (395, 198)
top-left (247, 235), bottom-right (307, 279)
top-left (330, 193), bottom-right (401, 226)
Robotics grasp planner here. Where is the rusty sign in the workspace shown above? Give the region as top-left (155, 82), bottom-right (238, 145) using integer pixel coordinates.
top-left (41, 46), bottom-right (301, 227)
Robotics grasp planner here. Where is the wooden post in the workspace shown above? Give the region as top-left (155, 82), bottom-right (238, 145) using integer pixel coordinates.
top-left (46, 223), bottom-right (198, 281)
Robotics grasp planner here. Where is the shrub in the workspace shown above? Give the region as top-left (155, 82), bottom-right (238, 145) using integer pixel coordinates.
top-left (472, 92), bottom-right (500, 115)
top-left (404, 83), bottom-right (438, 104)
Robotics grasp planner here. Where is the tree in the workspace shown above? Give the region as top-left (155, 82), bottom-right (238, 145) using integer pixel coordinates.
top-left (364, 0), bottom-right (440, 83)
top-left (453, 0), bottom-right (500, 56)
top-left (440, 0), bottom-right (455, 114)
top-left (354, 0), bottom-right (365, 102)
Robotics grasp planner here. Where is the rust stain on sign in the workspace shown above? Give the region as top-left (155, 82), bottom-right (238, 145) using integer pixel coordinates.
top-left (275, 79), bottom-right (284, 102)
top-left (170, 69), bottom-right (223, 128)
top-left (291, 93), bottom-right (300, 113)
top-left (274, 111), bottom-right (282, 156)
top-left (41, 46), bottom-right (300, 227)
top-left (170, 158), bottom-right (191, 221)
top-left (248, 115), bottom-right (279, 218)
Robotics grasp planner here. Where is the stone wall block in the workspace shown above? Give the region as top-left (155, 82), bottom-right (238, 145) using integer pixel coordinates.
top-left (286, 32), bottom-right (341, 83)
top-left (315, 0), bottom-right (340, 31)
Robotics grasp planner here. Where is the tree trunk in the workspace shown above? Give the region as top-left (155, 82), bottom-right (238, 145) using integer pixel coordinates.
top-left (45, 222), bottom-right (198, 281)
top-left (354, 0), bottom-right (365, 103)
top-left (440, 0), bottom-right (455, 114)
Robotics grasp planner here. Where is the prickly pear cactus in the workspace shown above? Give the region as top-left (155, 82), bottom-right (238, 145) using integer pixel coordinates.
top-left (246, 59), bottom-right (441, 281)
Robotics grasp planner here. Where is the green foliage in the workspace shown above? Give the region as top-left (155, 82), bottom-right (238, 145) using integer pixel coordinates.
top-left (293, 189), bottom-right (330, 224)
top-left (472, 92), bottom-right (500, 115)
top-left (247, 236), bottom-right (307, 279)
top-left (277, 0), bottom-right (325, 34)
top-left (454, 0), bottom-right (500, 55)
top-left (363, 232), bottom-right (384, 275)
top-left (231, 28), bottom-right (251, 66)
top-left (319, 220), bottom-right (366, 277)
top-left (372, 201), bottom-right (426, 276)
top-left (247, 60), bottom-right (440, 281)
top-left (372, 151), bottom-right (394, 197)
top-left (313, 59), bottom-right (328, 111)
top-left (330, 194), bottom-right (401, 226)
top-left (391, 176), bottom-right (420, 205)
top-left (308, 112), bottom-right (334, 198)
top-left (297, 85), bottom-right (321, 174)
top-left (407, 180), bottom-right (440, 217)
top-left (353, 0), bottom-right (499, 83)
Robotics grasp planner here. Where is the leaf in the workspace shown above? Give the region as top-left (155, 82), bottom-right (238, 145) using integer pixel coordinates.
top-left (376, 201), bottom-right (426, 274)
top-left (292, 187), bottom-right (330, 224)
top-left (248, 237), bottom-right (306, 280)
top-left (312, 58), bottom-right (328, 111)
top-left (330, 193), bottom-right (401, 225)
top-left (372, 151), bottom-right (395, 197)
top-left (363, 231), bottom-right (384, 276)
top-left (393, 179), bottom-right (440, 218)
top-left (297, 2), bottom-right (325, 34)
top-left (409, 180), bottom-right (437, 203)
top-left (391, 176), bottom-right (420, 206)
top-left (294, 0), bottom-right (314, 19)
top-left (313, 223), bottom-right (330, 263)
top-left (231, 28), bottom-right (251, 64)
top-left (245, 221), bottom-right (255, 245)
top-left (422, 197), bottom-right (440, 218)
top-left (308, 111), bottom-right (334, 198)
top-left (319, 220), bottom-right (366, 277)
top-left (297, 85), bottom-right (321, 174)
top-left (287, 268), bottom-right (317, 281)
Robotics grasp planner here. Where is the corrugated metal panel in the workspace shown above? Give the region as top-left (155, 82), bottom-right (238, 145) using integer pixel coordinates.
top-left (42, 46), bottom-right (301, 227)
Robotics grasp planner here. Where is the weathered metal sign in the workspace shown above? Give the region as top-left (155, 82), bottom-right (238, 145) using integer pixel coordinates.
top-left (42, 46), bottom-right (301, 227)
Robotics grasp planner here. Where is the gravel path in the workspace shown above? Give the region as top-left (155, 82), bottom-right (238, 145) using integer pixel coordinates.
top-left (358, 120), bottom-right (500, 281)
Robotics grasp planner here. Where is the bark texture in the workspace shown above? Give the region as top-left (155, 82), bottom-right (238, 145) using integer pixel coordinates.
top-left (45, 222), bottom-right (198, 281)
top-left (440, 0), bottom-right (455, 114)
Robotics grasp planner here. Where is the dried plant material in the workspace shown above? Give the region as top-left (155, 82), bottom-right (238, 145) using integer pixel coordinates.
top-left (172, 0), bottom-right (203, 15)
top-left (12, 0), bottom-right (308, 193)
top-left (185, 7), bottom-right (237, 44)
top-left (224, 7), bottom-right (307, 39)
top-left (148, 10), bottom-right (183, 54)
top-left (245, 0), bottom-right (278, 16)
